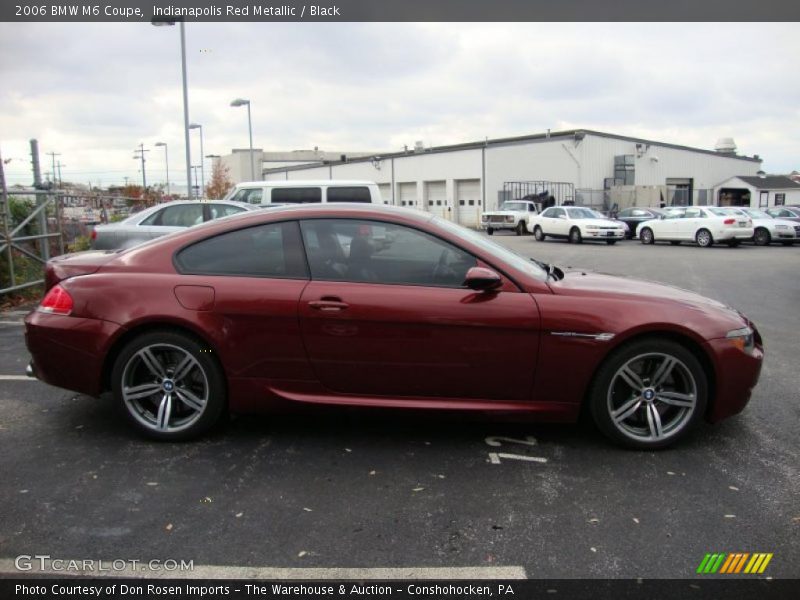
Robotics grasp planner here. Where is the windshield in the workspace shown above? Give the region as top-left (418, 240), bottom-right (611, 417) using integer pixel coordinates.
top-left (565, 207), bottom-right (597, 219)
top-left (588, 209), bottom-right (610, 219)
top-left (500, 202), bottom-right (528, 211)
top-left (433, 217), bottom-right (548, 282)
top-left (708, 207), bottom-right (739, 217)
top-left (742, 208), bottom-right (769, 219)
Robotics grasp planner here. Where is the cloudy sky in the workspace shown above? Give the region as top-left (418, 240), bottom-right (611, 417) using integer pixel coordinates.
top-left (0, 22), bottom-right (798, 188)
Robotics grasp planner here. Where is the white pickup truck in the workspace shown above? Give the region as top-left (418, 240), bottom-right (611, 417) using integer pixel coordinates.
top-left (480, 200), bottom-right (540, 235)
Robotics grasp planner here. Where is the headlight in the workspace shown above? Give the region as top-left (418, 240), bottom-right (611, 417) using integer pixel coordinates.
top-left (481, 215), bottom-right (488, 222)
top-left (726, 326), bottom-right (755, 353)
top-left (775, 225), bottom-right (789, 230)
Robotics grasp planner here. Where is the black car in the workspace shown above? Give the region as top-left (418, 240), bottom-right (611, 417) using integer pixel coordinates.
top-left (615, 207), bottom-right (667, 239)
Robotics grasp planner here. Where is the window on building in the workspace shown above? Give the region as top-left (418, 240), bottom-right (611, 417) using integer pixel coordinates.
top-left (775, 193), bottom-right (786, 206)
top-left (614, 155), bottom-right (635, 186)
top-left (759, 191), bottom-right (769, 208)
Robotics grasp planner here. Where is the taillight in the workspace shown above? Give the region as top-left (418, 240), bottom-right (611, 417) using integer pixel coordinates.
top-left (91, 229), bottom-right (97, 240)
top-left (39, 284), bottom-right (73, 315)
top-left (723, 218), bottom-right (736, 225)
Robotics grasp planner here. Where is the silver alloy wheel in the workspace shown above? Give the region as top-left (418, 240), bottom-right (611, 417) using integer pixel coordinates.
top-left (534, 226), bottom-right (544, 241)
top-left (696, 229), bottom-right (712, 247)
top-left (641, 228), bottom-right (653, 244)
top-left (606, 352), bottom-right (697, 443)
top-left (754, 228), bottom-right (770, 246)
top-left (121, 343), bottom-right (209, 434)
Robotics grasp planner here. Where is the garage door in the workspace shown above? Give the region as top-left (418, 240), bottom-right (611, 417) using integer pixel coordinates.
top-left (425, 181), bottom-right (447, 218)
top-left (378, 183), bottom-right (391, 205)
top-left (398, 182), bottom-right (417, 208)
top-left (456, 179), bottom-right (481, 227)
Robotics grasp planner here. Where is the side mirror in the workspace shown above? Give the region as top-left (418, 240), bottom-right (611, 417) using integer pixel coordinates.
top-left (463, 266), bottom-right (502, 291)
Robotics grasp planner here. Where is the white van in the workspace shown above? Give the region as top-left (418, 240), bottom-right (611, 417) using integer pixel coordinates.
top-left (223, 180), bottom-right (383, 206)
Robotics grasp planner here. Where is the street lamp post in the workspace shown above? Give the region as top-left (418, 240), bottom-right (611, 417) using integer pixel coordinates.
top-left (154, 142), bottom-right (170, 196)
top-left (188, 123), bottom-right (205, 197)
top-left (152, 18), bottom-right (193, 199)
top-left (230, 98), bottom-right (255, 180)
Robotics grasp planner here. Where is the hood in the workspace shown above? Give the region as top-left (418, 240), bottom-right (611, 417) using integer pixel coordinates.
top-left (580, 218), bottom-right (625, 228)
top-left (552, 269), bottom-right (733, 312)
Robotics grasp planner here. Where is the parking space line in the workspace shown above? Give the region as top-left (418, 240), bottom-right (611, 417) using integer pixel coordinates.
top-left (0, 560), bottom-right (527, 579)
top-left (0, 375), bottom-right (34, 381)
top-left (0, 320), bottom-right (24, 325)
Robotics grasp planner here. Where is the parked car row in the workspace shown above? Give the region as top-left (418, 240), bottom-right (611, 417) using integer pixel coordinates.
top-left (481, 201), bottom-right (799, 248)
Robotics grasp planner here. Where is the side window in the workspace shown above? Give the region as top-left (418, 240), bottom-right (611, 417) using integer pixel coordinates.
top-left (552, 208), bottom-right (565, 218)
top-left (230, 189), bottom-right (250, 203)
top-left (528, 204), bottom-right (536, 212)
top-left (208, 204), bottom-right (247, 220)
top-left (272, 187), bottom-right (322, 204)
top-left (631, 209), bottom-right (648, 217)
top-left (175, 221), bottom-right (308, 278)
top-left (245, 189), bottom-right (263, 204)
top-left (141, 204), bottom-right (204, 227)
top-left (327, 186), bottom-right (371, 203)
top-left (684, 208), bottom-right (702, 219)
top-left (299, 219), bottom-right (477, 287)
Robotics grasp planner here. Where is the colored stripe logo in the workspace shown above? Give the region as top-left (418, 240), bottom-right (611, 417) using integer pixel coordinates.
top-left (696, 553), bottom-right (773, 574)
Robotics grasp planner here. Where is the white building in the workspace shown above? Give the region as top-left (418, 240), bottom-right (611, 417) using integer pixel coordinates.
top-left (217, 148), bottom-right (378, 184)
top-left (262, 129), bottom-right (763, 227)
top-left (714, 175), bottom-right (800, 208)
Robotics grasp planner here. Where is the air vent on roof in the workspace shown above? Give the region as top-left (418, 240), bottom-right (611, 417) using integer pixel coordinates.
top-left (715, 138), bottom-right (737, 154)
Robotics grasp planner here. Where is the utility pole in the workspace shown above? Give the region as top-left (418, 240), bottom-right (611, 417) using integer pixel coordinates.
top-left (33, 140), bottom-right (50, 261)
top-left (57, 161), bottom-right (64, 187)
top-left (133, 143), bottom-right (149, 190)
top-left (46, 151), bottom-right (60, 189)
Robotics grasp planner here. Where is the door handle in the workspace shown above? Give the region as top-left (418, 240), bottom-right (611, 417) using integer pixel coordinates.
top-left (308, 298), bottom-right (350, 311)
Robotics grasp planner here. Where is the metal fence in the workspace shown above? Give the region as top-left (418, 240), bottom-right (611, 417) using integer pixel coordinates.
top-left (574, 187), bottom-right (714, 215)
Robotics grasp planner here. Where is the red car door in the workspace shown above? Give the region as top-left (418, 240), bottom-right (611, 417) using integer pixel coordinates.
top-left (297, 219), bottom-right (541, 400)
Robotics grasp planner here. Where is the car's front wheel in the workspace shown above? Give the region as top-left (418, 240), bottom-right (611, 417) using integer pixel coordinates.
top-left (589, 339), bottom-right (708, 450)
top-left (515, 221), bottom-right (527, 236)
top-left (112, 330), bottom-right (227, 441)
top-left (753, 228), bottom-right (771, 246)
top-left (486, 227), bottom-right (494, 236)
top-left (640, 228), bottom-right (654, 245)
top-left (533, 226), bottom-right (545, 241)
top-left (569, 227), bottom-right (583, 244)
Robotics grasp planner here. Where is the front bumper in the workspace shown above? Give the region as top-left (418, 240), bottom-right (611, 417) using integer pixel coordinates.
top-left (704, 337), bottom-right (764, 422)
top-left (480, 221), bottom-right (517, 231)
top-left (584, 230), bottom-right (625, 239)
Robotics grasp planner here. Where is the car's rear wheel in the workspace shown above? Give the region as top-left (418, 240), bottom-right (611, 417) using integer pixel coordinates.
top-left (569, 227), bottom-right (582, 244)
top-left (753, 228), bottom-right (771, 246)
top-left (696, 229), bottom-right (714, 247)
top-left (589, 339), bottom-right (708, 449)
top-left (533, 226), bottom-right (545, 241)
top-left (486, 227), bottom-right (494, 236)
top-left (112, 331), bottom-right (226, 441)
top-left (515, 221), bottom-right (527, 236)
top-left (640, 228), bottom-right (654, 245)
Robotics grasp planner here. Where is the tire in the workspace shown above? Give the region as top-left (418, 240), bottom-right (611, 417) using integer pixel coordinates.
top-left (533, 226), bottom-right (545, 241)
top-left (670, 241), bottom-right (681, 246)
top-left (589, 338), bottom-right (708, 450)
top-left (111, 330), bottom-right (227, 441)
top-left (515, 221), bottom-right (527, 236)
top-left (606, 240), bottom-right (617, 245)
top-left (695, 229), bottom-right (714, 248)
top-left (640, 228), bottom-right (654, 245)
top-left (569, 227), bottom-right (583, 244)
top-left (486, 227), bottom-right (494, 236)
top-left (753, 228), bottom-right (771, 246)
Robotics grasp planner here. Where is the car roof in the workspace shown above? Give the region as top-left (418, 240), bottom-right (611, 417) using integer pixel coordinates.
top-left (233, 180), bottom-right (377, 188)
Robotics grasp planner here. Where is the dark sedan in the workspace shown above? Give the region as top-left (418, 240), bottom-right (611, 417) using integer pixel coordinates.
top-left (26, 204), bottom-right (763, 449)
top-left (615, 206), bottom-right (666, 239)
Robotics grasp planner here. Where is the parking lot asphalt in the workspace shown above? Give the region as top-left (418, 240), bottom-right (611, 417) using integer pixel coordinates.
top-left (0, 236), bottom-right (798, 579)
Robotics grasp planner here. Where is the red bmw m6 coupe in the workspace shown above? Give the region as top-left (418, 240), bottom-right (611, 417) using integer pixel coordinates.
top-left (25, 204), bottom-right (763, 448)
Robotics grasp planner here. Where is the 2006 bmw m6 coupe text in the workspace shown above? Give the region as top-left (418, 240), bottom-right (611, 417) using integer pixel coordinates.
top-left (25, 204), bottom-right (763, 449)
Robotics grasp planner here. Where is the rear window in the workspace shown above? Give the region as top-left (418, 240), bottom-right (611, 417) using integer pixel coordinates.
top-left (326, 186), bottom-right (372, 203)
top-left (271, 188), bottom-right (322, 204)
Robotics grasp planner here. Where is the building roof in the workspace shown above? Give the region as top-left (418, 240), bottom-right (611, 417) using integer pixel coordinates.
top-left (733, 175), bottom-right (800, 189)
top-left (263, 128), bottom-right (763, 174)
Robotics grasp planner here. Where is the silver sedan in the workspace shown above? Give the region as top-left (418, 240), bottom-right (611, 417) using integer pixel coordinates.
top-left (91, 200), bottom-right (256, 250)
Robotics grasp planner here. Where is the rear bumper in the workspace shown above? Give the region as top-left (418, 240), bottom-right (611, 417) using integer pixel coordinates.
top-left (24, 310), bottom-right (122, 397)
top-left (704, 337), bottom-right (764, 422)
top-left (715, 227), bottom-right (754, 241)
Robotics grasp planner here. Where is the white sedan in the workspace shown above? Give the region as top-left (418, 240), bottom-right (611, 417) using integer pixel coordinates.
top-left (637, 207), bottom-right (754, 248)
top-left (728, 207), bottom-right (799, 246)
top-left (531, 206), bottom-right (626, 244)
